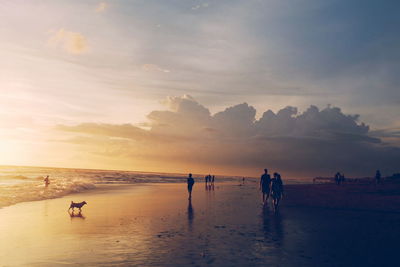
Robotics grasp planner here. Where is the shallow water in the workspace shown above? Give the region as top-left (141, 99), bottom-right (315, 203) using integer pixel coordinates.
top-left (0, 165), bottom-right (241, 208)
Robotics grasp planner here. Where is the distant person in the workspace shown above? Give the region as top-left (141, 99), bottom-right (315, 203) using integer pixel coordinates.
top-left (260, 169), bottom-right (271, 205)
top-left (271, 173), bottom-right (284, 211)
top-left (212, 175), bottom-right (215, 185)
top-left (340, 173), bottom-right (345, 184)
top-left (242, 177), bottom-right (245, 185)
top-left (44, 175), bottom-right (50, 187)
top-left (205, 175), bottom-right (211, 190)
top-left (187, 173), bottom-right (195, 199)
top-left (375, 170), bottom-right (381, 184)
top-left (334, 172), bottom-right (341, 185)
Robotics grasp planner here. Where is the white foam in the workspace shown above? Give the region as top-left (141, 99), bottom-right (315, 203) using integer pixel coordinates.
top-left (0, 166), bottom-right (248, 208)
top-left (0, 177), bottom-right (96, 208)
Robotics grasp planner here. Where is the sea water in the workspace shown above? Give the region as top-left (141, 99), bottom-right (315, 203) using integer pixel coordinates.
top-left (0, 166), bottom-right (239, 208)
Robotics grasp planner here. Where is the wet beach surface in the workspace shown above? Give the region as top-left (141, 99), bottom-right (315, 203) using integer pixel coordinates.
top-left (0, 182), bottom-right (399, 266)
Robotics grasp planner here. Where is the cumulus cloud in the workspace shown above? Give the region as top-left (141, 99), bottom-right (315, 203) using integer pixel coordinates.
top-left (48, 29), bottom-right (88, 54)
top-left (56, 96), bottom-right (400, 177)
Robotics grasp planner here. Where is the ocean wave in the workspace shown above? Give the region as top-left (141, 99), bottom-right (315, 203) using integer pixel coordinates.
top-left (0, 178), bottom-right (96, 208)
top-left (0, 166), bottom-right (246, 208)
top-left (0, 175), bottom-right (30, 180)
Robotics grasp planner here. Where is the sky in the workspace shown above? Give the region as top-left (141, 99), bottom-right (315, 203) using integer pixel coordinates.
top-left (0, 0), bottom-right (399, 177)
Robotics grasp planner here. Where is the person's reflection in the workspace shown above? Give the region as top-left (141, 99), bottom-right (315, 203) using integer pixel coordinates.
top-left (68, 210), bottom-right (86, 220)
top-left (261, 206), bottom-right (284, 247)
top-left (187, 199), bottom-right (194, 231)
top-left (205, 184), bottom-right (215, 205)
top-left (261, 205), bottom-right (271, 237)
top-left (271, 210), bottom-right (283, 243)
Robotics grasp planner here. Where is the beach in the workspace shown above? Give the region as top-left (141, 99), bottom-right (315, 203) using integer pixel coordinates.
top-left (1, 181), bottom-right (399, 266)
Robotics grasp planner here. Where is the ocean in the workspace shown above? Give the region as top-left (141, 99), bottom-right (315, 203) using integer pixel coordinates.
top-left (0, 165), bottom-right (241, 208)
top-left (0, 165), bottom-right (309, 208)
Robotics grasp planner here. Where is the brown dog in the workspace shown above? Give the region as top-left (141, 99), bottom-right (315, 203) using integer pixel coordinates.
top-left (68, 201), bottom-right (87, 212)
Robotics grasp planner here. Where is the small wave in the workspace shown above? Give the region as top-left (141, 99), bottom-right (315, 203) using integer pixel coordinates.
top-left (0, 175), bottom-right (30, 180)
top-left (0, 178), bottom-right (96, 208)
top-left (0, 166), bottom-right (243, 208)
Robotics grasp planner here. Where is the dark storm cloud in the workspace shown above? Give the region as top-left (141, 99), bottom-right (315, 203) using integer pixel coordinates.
top-left (57, 96), bottom-right (400, 177)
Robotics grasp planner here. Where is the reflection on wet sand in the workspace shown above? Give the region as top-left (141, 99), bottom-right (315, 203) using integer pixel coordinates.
top-left (68, 210), bottom-right (86, 220)
top-left (205, 184), bottom-right (215, 203)
top-left (205, 184), bottom-right (215, 191)
top-left (187, 199), bottom-right (194, 230)
top-left (261, 206), bottom-right (284, 247)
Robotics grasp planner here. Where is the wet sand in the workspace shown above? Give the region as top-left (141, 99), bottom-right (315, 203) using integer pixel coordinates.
top-left (0, 182), bottom-right (399, 266)
top-left (285, 182), bottom-right (400, 212)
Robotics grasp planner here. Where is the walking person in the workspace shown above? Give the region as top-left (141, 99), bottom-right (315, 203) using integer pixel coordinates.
top-left (187, 173), bottom-right (195, 199)
top-left (340, 173), bottom-right (345, 184)
top-left (334, 172), bottom-right (341, 185)
top-left (375, 170), bottom-right (381, 184)
top-left (260, 169), bottom-right (271, 205)
top-left (271, 173), bottom-right (284, 212)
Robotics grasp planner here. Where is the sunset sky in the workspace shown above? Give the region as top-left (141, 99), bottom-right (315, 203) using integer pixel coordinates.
top-left (0, 0), bottom-right (399, 177)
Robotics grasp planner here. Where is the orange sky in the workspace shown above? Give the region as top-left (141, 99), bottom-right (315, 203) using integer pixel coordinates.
top-left (1, 1), bottom-right (399, 178)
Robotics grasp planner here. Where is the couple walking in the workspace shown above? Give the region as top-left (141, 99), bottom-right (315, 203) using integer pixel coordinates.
top-left (260, 169), bottom-right (284, 210)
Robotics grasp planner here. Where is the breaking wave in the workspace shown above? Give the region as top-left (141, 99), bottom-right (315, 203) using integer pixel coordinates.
top-left (0, 166), bottom-right (239, 208)
top-left (0, 177), bottom-right (96, 208)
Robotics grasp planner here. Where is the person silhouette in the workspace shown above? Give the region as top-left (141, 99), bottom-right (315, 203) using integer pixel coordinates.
top-left (271, 173), bottom-right (284, 212)
top-left (340, 173), bottom-right (345, 184)
top-left (334, 172), bottom-right (341, 185)
top-left (260, 169), bottom-right (271, 205)
top-left (375, 170), bottom-right (381, 184)
top-left (187, 173), bottom-right (195, 199)
top-left (44, 175), bottom-right (50, 187)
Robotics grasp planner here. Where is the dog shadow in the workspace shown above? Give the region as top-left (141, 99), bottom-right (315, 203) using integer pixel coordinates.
top-left (68, 210), bottom-right (86, 220)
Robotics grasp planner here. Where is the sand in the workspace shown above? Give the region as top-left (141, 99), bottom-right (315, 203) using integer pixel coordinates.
top-left (284, 182), bottom-right (400, 212)
top-left (0, 181), bottom-right (399, 266)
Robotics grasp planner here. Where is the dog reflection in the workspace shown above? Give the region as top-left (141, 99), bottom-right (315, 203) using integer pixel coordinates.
top-left (68, 210), bottom-right (86, 220)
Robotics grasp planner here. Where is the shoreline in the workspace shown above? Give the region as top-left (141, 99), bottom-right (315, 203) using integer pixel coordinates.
top-left (2, 179), bottom-right (399, 211)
